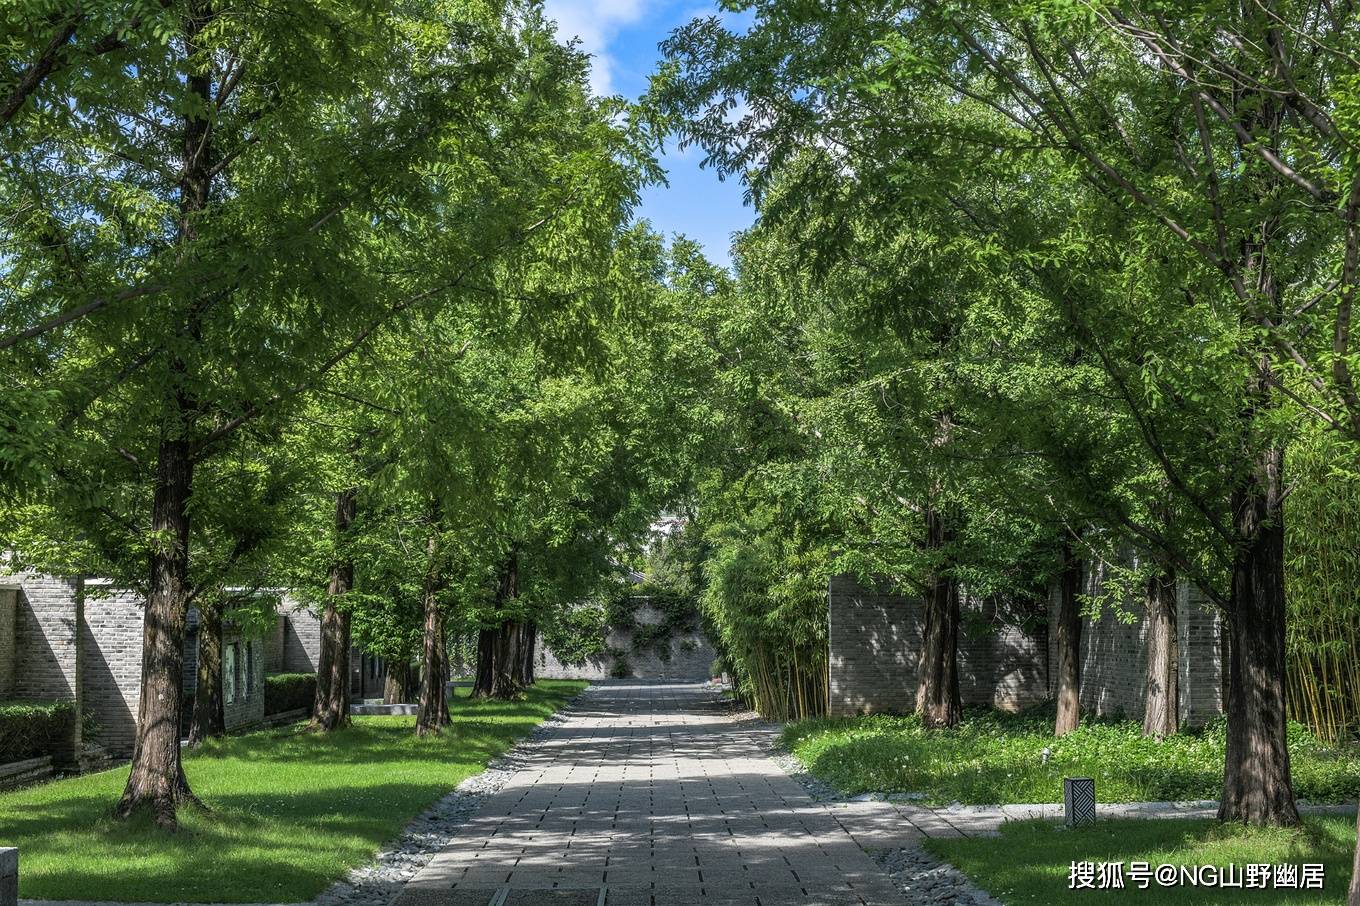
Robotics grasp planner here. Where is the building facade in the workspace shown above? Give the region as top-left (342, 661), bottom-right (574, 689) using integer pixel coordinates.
top-left (0, 575), bottom-right (388, 761)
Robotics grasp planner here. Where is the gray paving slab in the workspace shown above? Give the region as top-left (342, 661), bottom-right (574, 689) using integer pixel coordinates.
top-left (395, 683), bottom-right (911, 905)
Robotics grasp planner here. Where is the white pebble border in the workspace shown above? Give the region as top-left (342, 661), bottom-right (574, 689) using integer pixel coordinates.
top-left (755, 715), bottom-right (1005, 906)
top-left (314, 696), bottom-right (585, 906)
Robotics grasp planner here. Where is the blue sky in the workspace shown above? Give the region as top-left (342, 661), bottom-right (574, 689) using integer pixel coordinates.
top-left (542, 1), bottom-right (754, 269)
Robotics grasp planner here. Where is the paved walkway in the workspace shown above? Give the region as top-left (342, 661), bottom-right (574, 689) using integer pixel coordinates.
top-left (396, 683), bottom-right (926, 906)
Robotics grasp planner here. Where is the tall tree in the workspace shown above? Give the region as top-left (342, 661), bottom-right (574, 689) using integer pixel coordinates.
top-left (659, 0), bottom-right (1340, 825)
top-left (2, 0), bottom-right (656, 826)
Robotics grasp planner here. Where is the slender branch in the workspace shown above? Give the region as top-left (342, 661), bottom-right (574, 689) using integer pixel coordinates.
top-left (1, 13), bottom-right (81, 125)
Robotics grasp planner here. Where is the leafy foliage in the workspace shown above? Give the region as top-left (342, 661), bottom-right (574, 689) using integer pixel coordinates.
top-left (262, 675), bottom-right (317, 717)
top-left (0, 700), bottom-right (75, 764)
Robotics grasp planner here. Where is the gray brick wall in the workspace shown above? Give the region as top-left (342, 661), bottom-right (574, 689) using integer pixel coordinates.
top-left (828, 574), bottom-right (1048, 717)
top-left (182, 615), bottom-right (266, 732)
top-left (8, 573), bottom-right (79, 702)
top-left (220, 635), bottom-right (265, 729)
top-left (1179, 584), bottom-right (1224, 727)
top-left (263, 613), bottom-right (285, 674)
top-left (534, 602), bottom-right (717, 681)
top-left (0, 588), bottom-right (16, 697)
top-left (279, 599), bottom-right (321, 674)
top-left (830, 564), bottom-right (1224, 727)
top-left (80, 585), bottom-right (145, 755)
top-left (1043, 560), bottom-right (1222, 727)
top-left (2, 573), bottom-right (279, 757)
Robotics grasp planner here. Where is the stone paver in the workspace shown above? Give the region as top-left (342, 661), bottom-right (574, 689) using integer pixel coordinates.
top-left (395, 683), bottom-right (915, 906)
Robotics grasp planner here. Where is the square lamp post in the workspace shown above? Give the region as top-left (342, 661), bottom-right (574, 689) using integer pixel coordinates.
top-left (1064, 778), bottom-right (1096, 827)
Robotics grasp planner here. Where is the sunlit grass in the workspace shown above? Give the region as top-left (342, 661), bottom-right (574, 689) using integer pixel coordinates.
top-left (0, 680), bottom-right (585, 903)
top-left (927, 816), bottom-right (1356, 904)
top-left (784, 707), bottom-right (1360, 805)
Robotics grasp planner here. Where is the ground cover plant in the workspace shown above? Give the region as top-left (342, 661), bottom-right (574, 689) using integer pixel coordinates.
top-left (784, 709), bottom-right (1360, 806)
top-left (0, 681), bottom-right (584, 903)
top-left (927, 816), bottom-right (1357, 904)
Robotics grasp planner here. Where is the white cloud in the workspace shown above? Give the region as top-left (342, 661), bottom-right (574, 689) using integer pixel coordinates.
top-left (542, 0), bottom-right (648, 97)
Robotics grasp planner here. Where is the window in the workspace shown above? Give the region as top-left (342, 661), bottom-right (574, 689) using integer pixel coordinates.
top-left (225, 643), bottom-right (240, 704)
top-left (245, 641), bottom-right (255, 698)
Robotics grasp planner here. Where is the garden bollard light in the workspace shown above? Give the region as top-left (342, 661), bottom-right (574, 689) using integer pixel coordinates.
top-left (0, 847), bottom-right (16, 906)
top-left (1064, 778), bottom-right (1096, 827)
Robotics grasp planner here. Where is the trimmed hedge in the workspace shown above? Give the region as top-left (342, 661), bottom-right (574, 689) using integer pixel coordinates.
top-left (0, 699), bottom-right (75, 763)
top-left (264, 673), bottom-right (316, 715)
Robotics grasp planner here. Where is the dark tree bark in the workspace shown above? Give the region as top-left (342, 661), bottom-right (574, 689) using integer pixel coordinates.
top-left (1054, 542), bottom-right (1083, 736)
top-left (115, 434), bottom-right (200, 827)
top-left (472, 626), bottom-right (497, 697)
top-left (187, 597), bottom-right (225, 746)
top-left (383, 658), bottom-right (416, 704)
top-left (1142, 567), bottom-right (1180, 739)
top-left (472, 552), bottom-right (525, 700)
top-left (517, 620), bottom-right (537, 688)
top-left (916, 507), bottom-right (961, 728)
top-left (311, 488), bottom-right (356, 732)
top-left (115, 0), bottom-right (214, 830)
top-left (1218, 442), bottom-right (1300, 826)
top-left (415, 529), bottom-right (450, 736)
top-left (479, 620), bottom-right (527, 700)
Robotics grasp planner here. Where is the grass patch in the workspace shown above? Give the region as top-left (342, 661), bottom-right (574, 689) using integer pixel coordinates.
top-left (0, 680), bottom-right (585, 903)
top-left (926, 816), bottom-right (1357, 904)
top-left (783, 708), bottom-right (1360, 805)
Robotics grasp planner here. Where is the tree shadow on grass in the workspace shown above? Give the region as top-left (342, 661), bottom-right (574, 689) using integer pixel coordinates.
top-left (1, 683), bottom-right (585, 903)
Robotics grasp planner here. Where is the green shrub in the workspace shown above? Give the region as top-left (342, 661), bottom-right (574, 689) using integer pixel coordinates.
top-left (264, 673), bottom-right (316, 715)
top-left (0, 699), bottom-right (75, 763)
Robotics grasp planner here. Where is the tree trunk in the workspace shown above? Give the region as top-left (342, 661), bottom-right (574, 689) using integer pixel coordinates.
top-left (1142, 568), bottom-right (1179, 739)
top-left (1054, 541), bottom-right (1083, 736)
top-left (488, 620), bottom-right (527, 699)
top-left (311, 488), bottom-right (355, 732)
top-left (916, 507), bottom-right (961, 728)
top-left (187, 597), bottom-right (225, 747)
top-left (472, 626), bottom-right (497, 697)
top-left (115, 434), bottom-right (200, 828)
top-left (472, 552), bottom-right (525, 700)
top-left (415, 529), bottom-right (450, 736)
top-left (383, 659), bottom-right (416, 704)
top-left (517, 620), bottom-right (537, 688)
top-left (1218, 442), bottom-right (1300, 826)
top-left (115, 0), bottom-right (214, 830)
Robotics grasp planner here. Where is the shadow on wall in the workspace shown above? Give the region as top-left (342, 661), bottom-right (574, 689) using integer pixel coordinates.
top-left (14, 586), bottom-right (76, 700)
top-left (828, 574), bottom-right (1049, 718)
top-left (282, 614), bottom-right (319, 673)
top-left (79, 633), bottom-right (138, 757)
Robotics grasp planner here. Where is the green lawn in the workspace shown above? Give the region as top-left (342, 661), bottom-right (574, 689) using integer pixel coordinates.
top-left (1, 680), bottom-right (586, 903)
top-left (783, 708), bottom-right (1360, 805)
top-left (927, 816), bottom-right (1357, 904)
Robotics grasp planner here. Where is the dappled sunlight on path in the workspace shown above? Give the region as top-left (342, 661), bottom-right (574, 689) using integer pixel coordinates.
top-left (396, 682), bottom-right (914, 905)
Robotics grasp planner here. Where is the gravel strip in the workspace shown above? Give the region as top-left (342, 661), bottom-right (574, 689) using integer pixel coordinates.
top-left (873, 847), bottom-right (1006, 906)
top-left (313, 691), bottom-right (585, 906)
top-left (756, 710), bottom-right (1006, 906)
